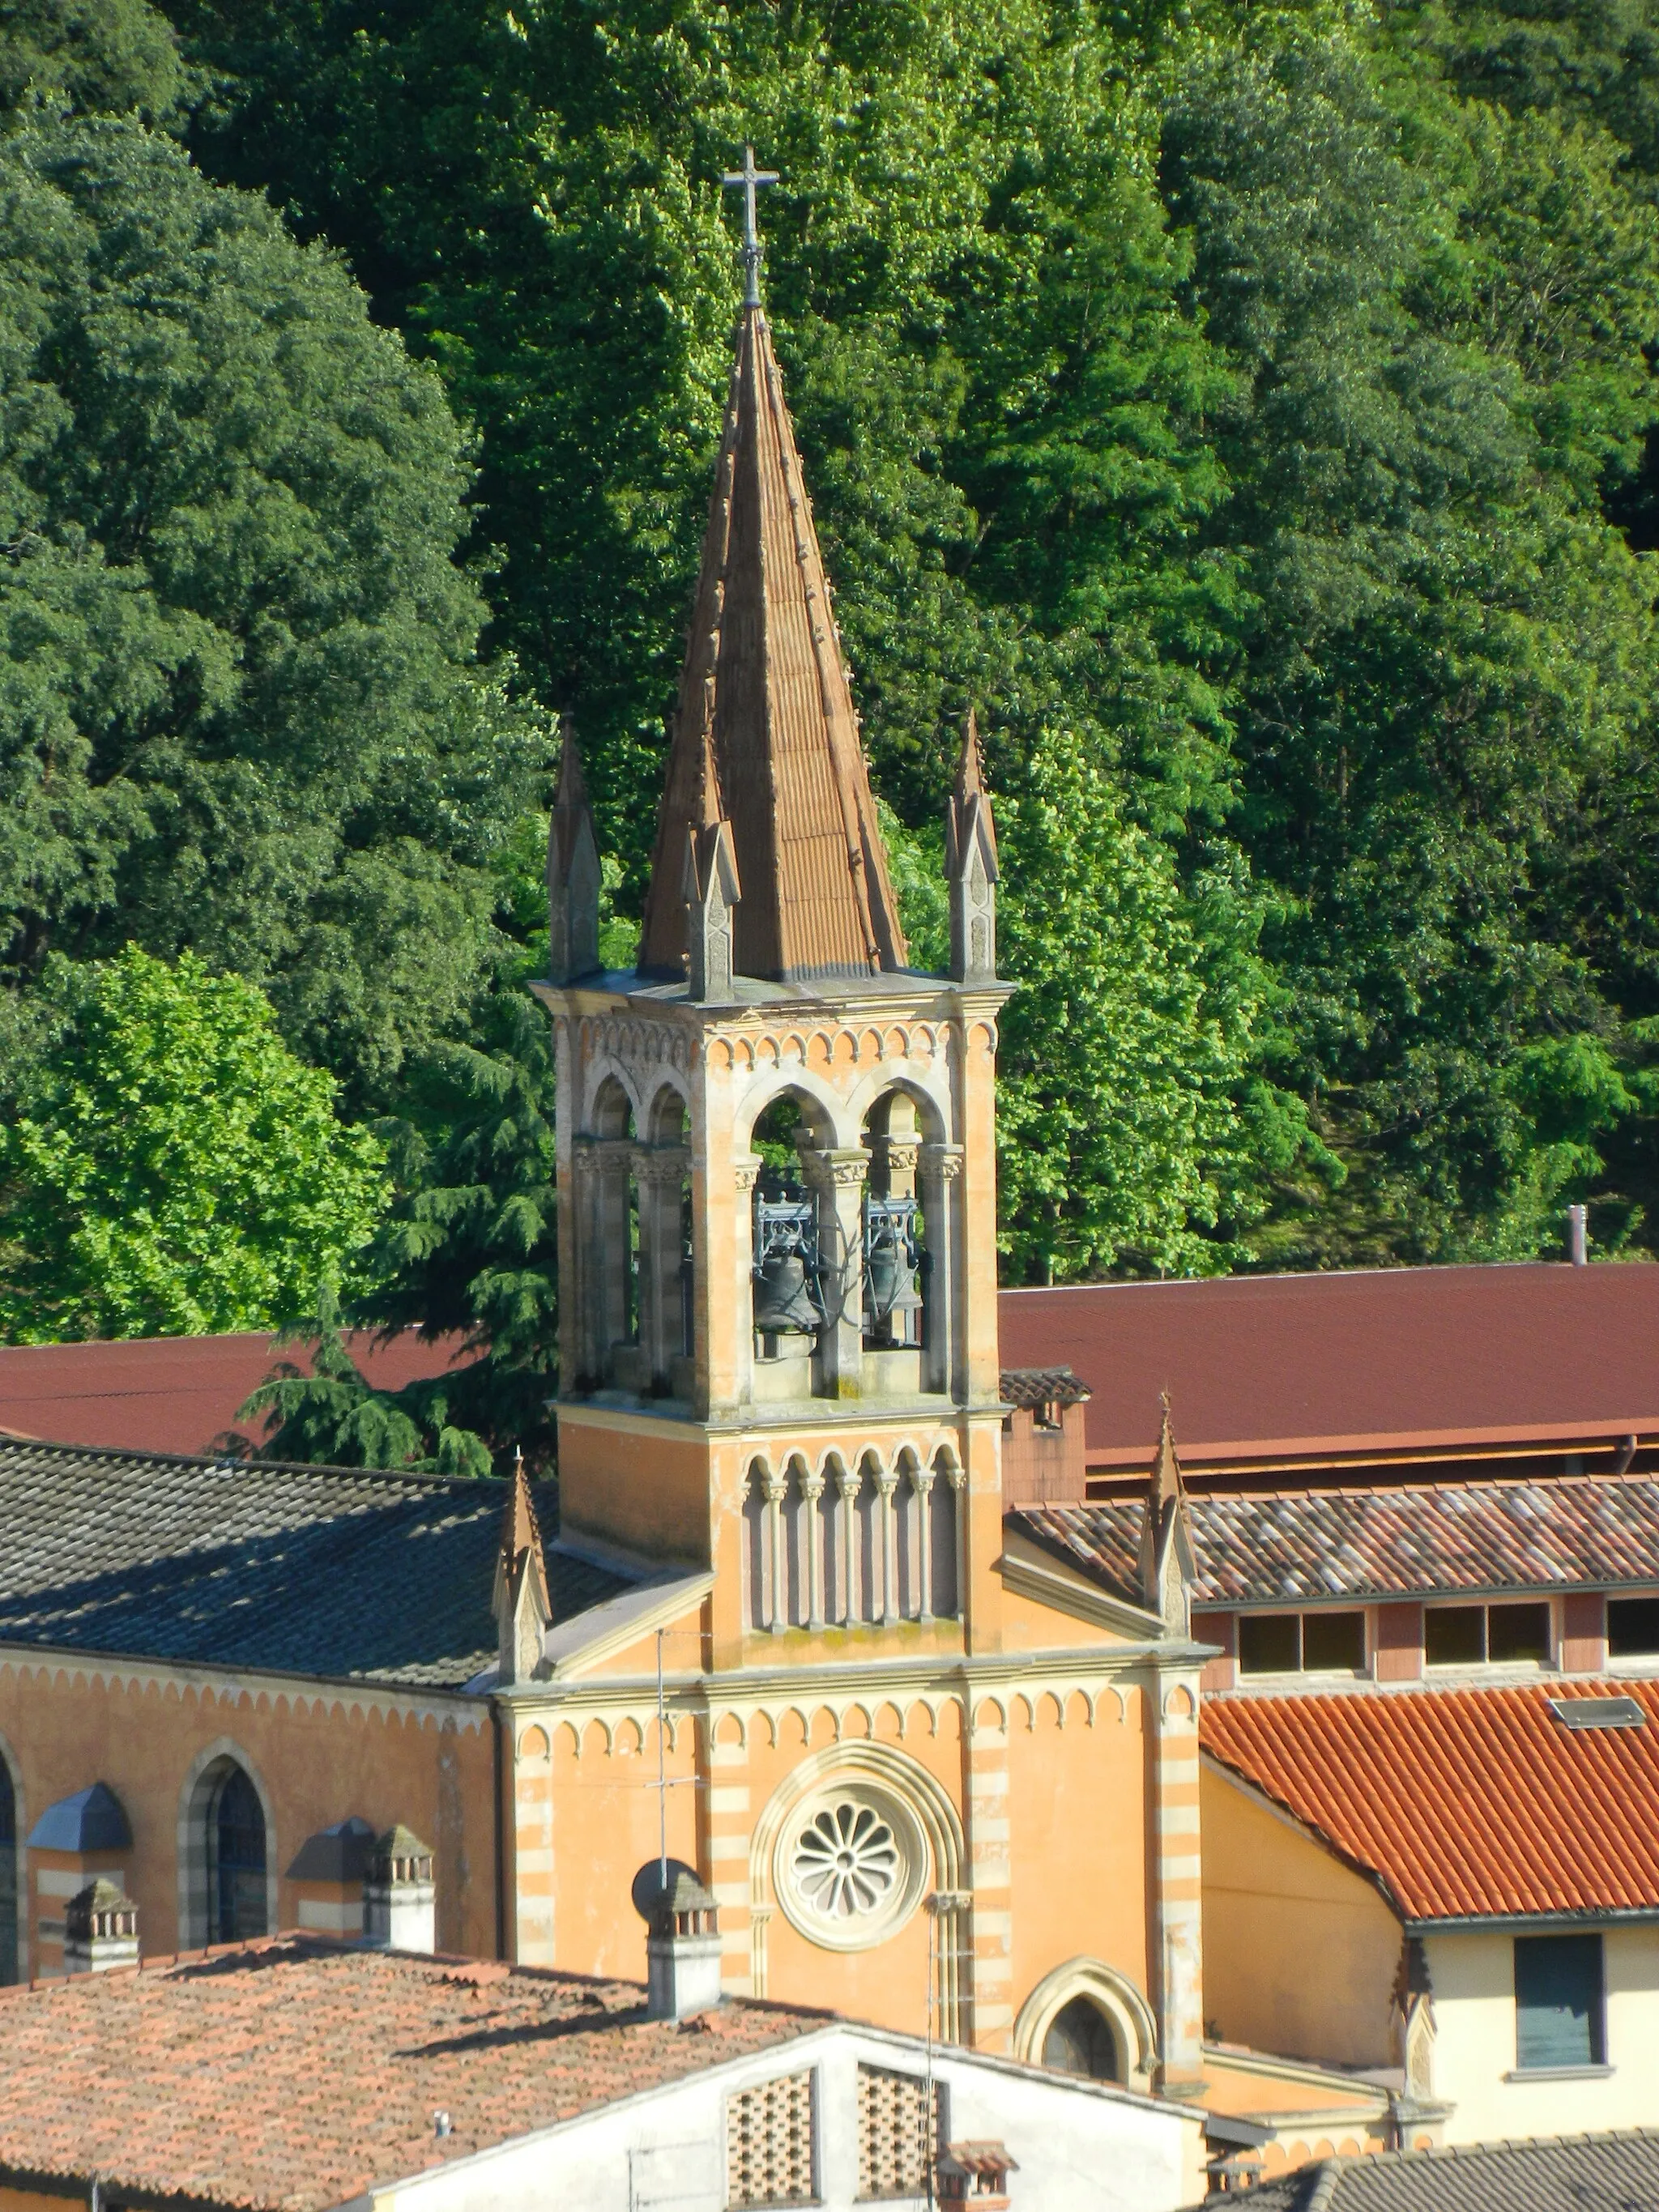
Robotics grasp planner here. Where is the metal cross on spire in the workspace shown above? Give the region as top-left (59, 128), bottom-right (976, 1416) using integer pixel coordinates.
top-left (721, 143), bottom-right (779, 309)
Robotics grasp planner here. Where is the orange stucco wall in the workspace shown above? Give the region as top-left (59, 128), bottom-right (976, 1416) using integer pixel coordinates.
top-left (1202, 1760), bottom-right (1401, 2067)
top-left (0, 1655), bottom-right (497, 1971)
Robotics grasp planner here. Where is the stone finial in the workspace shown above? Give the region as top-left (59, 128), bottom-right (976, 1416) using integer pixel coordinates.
top-left (363, 1825), bottom-right (437, 1954)
top-left (64, 1877), bottom-right (138, 1975)
top-left (683, 739), bottom-right (742, 1004)
top-left (548, 713), bottom-right (603, 985)
top-left (642, 1865), bottom-right (723, 2021)
top-left (493, 1449), bottom-right (552, 1686)
top-left (945, 710), bottom-right (1000, 986)
top-left (1137, 1395), bottom-right (1195, 1634)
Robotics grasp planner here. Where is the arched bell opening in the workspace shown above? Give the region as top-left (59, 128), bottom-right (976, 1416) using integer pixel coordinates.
top-left (860, 1087), bottom-right (945, 1394)
top-left (746, 1090), bottom-right (835, 1394)
top-left (638, 1083), bottom-right (694, 1398)
top-left (587, 1076), bottom-right (643, 1392)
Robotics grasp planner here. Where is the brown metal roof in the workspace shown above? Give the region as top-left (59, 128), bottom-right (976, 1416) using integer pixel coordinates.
top-left (996, 1265), bottom-right (1659, 1472)
top-left (638, 305), bottom-right (906, 984)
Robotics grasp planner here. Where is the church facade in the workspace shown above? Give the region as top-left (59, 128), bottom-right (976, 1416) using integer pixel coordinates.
top-left (0, 242), bottom-right (1208, 2116)
top-left (509, 283), bottom-right (1207, 2086)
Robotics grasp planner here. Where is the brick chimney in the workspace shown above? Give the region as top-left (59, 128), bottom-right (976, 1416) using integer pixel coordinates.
top-left (363, 1826), bottom-right (436, 1954)
top-left (646, 1868), bottom-right (722, 2021)
top-left (64, 1877), bottom-right (138, 1975)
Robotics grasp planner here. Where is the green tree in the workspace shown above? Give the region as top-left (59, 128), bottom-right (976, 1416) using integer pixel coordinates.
top-left (240, 992), bottom-right (557, 1472)
top-left (0, 944), bottom-right (387, 1340)
top-left (0, 0), bottom-right (188, 123)
top-left (0, 109), bottom-right (549, 1114)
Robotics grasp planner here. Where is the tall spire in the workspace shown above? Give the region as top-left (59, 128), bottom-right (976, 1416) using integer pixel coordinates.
top-left (1137, 1395), bottom-right (1193, 1633)
top-left (638, 167), bottom-right (907, 987)
top-left (494, 1448), bottom-right (552, 1686)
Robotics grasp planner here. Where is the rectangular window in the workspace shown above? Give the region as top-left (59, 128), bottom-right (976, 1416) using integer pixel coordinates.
top-left (1238, 1614), bottom-right (1300, 1674)
top-left (1425, 1605), bottom-right (1486, 1665)
top-left (1515, 1934), bottom-right (1605, 2071)
top-left (1302, 1611), bottom-right (1366, 1672)
top-left (1609, 1596), bottom-right (1659, 1657)
top-left (1489, 1602), bottom-right (1551, 1664)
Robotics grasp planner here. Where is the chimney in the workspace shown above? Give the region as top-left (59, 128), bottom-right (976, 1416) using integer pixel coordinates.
top-left (64, 1877), bottom-right (138, 1975)
top-left (645, 1868), bottom-right (723, 2021)
top-left (1568, 1204), bottom-right (1589, 1266)
top-left (363, 1826), bottom-right (436, 1954)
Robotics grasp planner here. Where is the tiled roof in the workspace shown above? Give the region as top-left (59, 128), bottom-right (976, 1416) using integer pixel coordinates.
top-left (998, 1264), bottom-right (1659, 1470)
top-left (1000, 1366), bottom-right (1091, 1410)
top-left (0, 1438), bottom-right (624, 1690)
top-left (0, 1328), bottom-right (467, 1457)
top-left (1205, 2132), bottom-right (1659, 2210)
top-left (1202, 1680), bottom-right (1659, 1923)
top-left (1013, 1471), bottom-right (1659, 1607)
top-left (0, 1939), bottom-right (826, 2212)
top-left (638, 305), bottom-right (906, 984)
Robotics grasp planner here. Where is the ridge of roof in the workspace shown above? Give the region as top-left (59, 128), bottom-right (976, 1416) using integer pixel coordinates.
top-left (638, 306), bottom-right (906, 986)
top-left (0, 1431), bottom-right (487, 1494)
top-left (1015, 1470), bottom-right (1659, 1608)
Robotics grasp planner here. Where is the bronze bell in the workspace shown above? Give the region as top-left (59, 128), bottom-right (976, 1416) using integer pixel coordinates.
top-left (865, 1219), bottom-right (923, 1325)
top-left (753, 1248), bottom-right (823, 1334)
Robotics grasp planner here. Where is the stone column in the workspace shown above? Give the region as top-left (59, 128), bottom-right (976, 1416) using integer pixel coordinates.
top-left (876, 1464), bottom-right (901, 1626)
top-left (800, 1463), bottom-right (827, 1630)
top-left (948, 1455), bottom-right (968, 1622)
top-left (732, 1153), bottom-right (762, 1408)
top-left (919, 1143), bottom-right (964, 1397)
top-left (762, 1464), bottom-right (788, 1634)
top-left (570, 1142), bottom-right (607, 1387)
top-left (911, 1460), bottom-right (936, 1622)
top-left (836, 1458), bottom-right (862, 1624)
top-left (797, 1143), bottom-right (868, 1398)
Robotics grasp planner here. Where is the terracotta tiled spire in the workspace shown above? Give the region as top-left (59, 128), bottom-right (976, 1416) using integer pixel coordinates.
top-left (638, 306), bottom-right (907, 984)
top-left (494, 1449), bottom-right (550, 1629)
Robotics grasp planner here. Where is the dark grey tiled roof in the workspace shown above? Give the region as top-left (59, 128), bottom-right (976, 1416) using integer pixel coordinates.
top-left (1205, 2132), bottom-right (1659, 2210)
top-left (1000, 1366), bottom-right (1091, 1409)
top-left (0, 1438), bottom-right (625, 1690)
top-left (1017, 1472), bottom-right (1659, 1609)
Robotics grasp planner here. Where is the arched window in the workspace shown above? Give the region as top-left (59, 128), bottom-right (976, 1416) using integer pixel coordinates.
top-left (0, 1759), bottom-right (15, 1984)
top-left (209, 1765), bottom-right (267, 1943)
top-left (1043, 1995), bottom-right (1121, 2082)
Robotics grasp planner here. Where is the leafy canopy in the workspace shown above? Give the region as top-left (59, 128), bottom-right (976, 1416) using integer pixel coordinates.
top-left (0, 105), bottom-right (549, 1115)
top-left (0, 944), bottom-right (387, 1340)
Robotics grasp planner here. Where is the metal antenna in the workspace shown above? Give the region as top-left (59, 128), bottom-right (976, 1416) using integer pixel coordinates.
top-left (721, 144), bottom-right (780, 309)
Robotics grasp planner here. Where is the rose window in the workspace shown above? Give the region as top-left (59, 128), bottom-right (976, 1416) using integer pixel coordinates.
top-left (792, 1803), bottom-right (900, 1921)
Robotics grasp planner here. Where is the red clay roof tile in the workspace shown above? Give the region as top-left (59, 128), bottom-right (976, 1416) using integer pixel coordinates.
top-left (1203, 1681), bottom-right (1659, 1922)
top-left (0, 1941), bottom-right (826, 2212)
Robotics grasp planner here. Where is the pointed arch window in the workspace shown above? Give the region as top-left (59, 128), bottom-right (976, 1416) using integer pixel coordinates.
top-left (210, 1765), bottom-right (267, 1943)
top-left (0, 1759), bottom-right (15, 1984)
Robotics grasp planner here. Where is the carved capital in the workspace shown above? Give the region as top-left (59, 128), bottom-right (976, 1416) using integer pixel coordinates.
top-left (799, 1466), bottom-right (826, 1505)
top-left (942, 1456), bottom-right (967, 1493)
top-left (796, 1144), bottom-right (869, 1190)
top-left (733, 1152), bottom-right (764, 1194)
top-left (919, 1142), bottom-right (965, 1183)
top-left (878, 1139), bottom-right (921, 1177)
top-left (908, 1463), bottom-right (936, 1498)
top-left (874, 1468), bottom-right (900, 1501)
top-left (834, 1463), bottom-right (864, 1502)
top-left (761, 1468), bottom-right (788, 1507)
top-left (634, 1144), bottom-right (692, 1186)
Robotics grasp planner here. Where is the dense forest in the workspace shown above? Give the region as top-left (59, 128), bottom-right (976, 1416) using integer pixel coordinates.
top-left (3, 0), bottom-right (1659, 1464)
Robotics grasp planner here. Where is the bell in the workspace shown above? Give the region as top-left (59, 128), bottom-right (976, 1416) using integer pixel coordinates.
top-left (865, 1224), bottom-right (923, 1325)
top-left (753, 1249), bottom-right (822, 1334)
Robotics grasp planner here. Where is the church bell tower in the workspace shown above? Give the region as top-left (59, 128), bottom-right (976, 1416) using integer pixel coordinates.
top-left (531, 156), bottom-right (1012, 1669)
